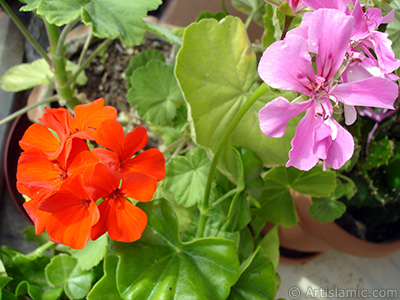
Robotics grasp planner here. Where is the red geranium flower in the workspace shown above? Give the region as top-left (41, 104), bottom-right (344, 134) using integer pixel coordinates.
top-left (84, 163), bottom-right (157, 243)
top-left (93, 119), bottom-right (165, 180)
top-left (39, 175), bottom-right (100, 250)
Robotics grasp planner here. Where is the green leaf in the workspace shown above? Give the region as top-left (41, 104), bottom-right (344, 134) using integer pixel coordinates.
top-left (175, 16), bottom-right (296, 177)
top-left (127, 60), bottom-right (184, 125)
top-left (87, 255), bottom-right (123, 300)
top-left (23, 226), bottom-right (50, 247)
top-left (20, 0), bottom-right (40, 11)
top-left (144, 20), bottom-right (183, 47)
top-left (36, 0), bottom-right (161, 46)
top-left (0, 59), bottom-right (53, 92)
top-left (387, 1), bottom-right (400, 58)
top-left (309, 197), bottom-right (346, 223)
top-left (259, 225), bottom-right (279, 270)
top-left (125, 49), bottom-right (165, 89)
top-left (0, 59), bottom-right (86, 92)
top-left (68, 235), bottom-right (108, 271)
top-left (5, 253), bottom-right (62, 300)
top-left (163, 148), bottom-right (211, 207)
top-left (253, 166), bottom-right (336, 227)
top-left (228, 247), bottom-right (277, 300)
top-left (110, 199), bottom-right (239, 300)
top-left (45, 254), bottom-right (94, 300)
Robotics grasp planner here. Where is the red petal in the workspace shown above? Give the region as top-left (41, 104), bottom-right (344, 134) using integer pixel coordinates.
top-left (91, 148), bottom-right (120, 171)
top-left (73, 98), bottom-right (117, 140)
top-left (84, 163), bottom-right (120, 201)
top-left (121, 148), bottom-right (165, 181)
top-left (43, 193), bottom-right (99, 249)
top-left (121, 126), bottom-right (148, 162)
top-left (90, 197), bottom-right (147, 243)
top-left (39, 107), bottom-right (72, 139)
top-left (17, 149), bottom-right (64, 198)
top-left (23, 198), bottom-right (50, 234)
top-left (19, 123), bottom-right (64, 160)
top-left (95, 119), bottom-right (124, 156)
top-left (121, 172), bottom-right (158, 202)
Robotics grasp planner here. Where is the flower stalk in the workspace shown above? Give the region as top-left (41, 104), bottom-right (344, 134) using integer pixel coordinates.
top-left (196, 82), bottom-right (269, 238)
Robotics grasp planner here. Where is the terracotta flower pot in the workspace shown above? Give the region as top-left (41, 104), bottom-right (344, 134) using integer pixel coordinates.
top-left (278, 190), bottom-right (400, 262)
top-left (2, 113), bottom-right (33, 223)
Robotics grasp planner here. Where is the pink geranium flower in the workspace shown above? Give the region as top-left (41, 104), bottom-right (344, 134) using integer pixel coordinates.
top-left (258, 9), bottom-right (398, 171)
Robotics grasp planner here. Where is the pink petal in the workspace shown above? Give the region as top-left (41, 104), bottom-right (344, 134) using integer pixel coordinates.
top-left (302, 0), bottom-right (354, 11)
top-left (333, 77), bottom-right (398, 109)
top-left (258, 97), bottom-right (313, 138)
top-left (313, 122), bottom-right (332, 160)
top-left (351, 1), bottom-right (370, 40)
top-left (286, 108), bottom-right (320, 171)
top-left (368, 31), bottom-right (400, 74)
top-left (308, 9), bottom-right (355, 80)
top-left (324, 119), bottom-right (354, 170)
top-left (343, 104), bottom-right (357, 125)
top-left (258, 35), bottom-right (315, 95)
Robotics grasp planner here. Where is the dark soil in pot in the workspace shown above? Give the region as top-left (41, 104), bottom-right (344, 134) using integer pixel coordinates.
top-left (335, 208), bottom-right (400, 243)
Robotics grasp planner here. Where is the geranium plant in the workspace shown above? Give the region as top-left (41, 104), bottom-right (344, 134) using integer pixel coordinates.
top-left (0, 0), bottom-right (400, 299)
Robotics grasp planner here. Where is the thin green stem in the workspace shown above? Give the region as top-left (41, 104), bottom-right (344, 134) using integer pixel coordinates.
top-left (0, 0), bottom-right (51, 64)
top-left (66, 39), bottom-right (112, 87)
top-left (73, 29), bottom-right (93, 87)
top-left (26, 241), bottom-right (56, 259)
top-left (162, 136), bottom-right (186, 155)
top-left (244, 8), bottom-right (258, 29)
top-left (0, 96), bottom-right (57, 126)
top-left (56, 18), bottom-right (80, 59)
top-left (220, 0), bottom-right (229, 15)
top-left (196, 83), bottom-right (269, 238)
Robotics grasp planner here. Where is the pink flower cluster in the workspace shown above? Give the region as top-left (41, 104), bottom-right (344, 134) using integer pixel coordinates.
top-left (258, 1), bottom-right (399, 171)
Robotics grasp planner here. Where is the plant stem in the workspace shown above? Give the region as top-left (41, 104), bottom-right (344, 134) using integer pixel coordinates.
top-left (26, 241), bottom-right (56, 258)
top-left (196, 82), bottom-right (269, 238)
top-left (0, 96), bottom-right (57, 126)
top-left (220, 0), bottom-right (229, 15)
top-left (280, 15), bottom-right (294, 40)
top-left (45, 20), bottom-right (80, 107)
top-left (66, 39), bottom-right (113, 87)
top-left (244, 8), bottom-right (258, 29)
top-left (0, 0), bottom-right (51, 64)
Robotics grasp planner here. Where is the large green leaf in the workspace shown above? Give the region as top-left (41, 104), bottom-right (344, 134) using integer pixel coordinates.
top-left (87, 255), bottom-right (123, 300)
top-left (228, 247), bottom-right (278, 300)
top-left (163, 148), bottom-right (211, 207)
top-left (107, 199), bottom-right (239, 300)
top-left (253, 166), bottom-right (337, 228)
top-left (35, 0), bottom-right (161, 46)
top-left (45, 254), bottom-right (94, 300)
top-left (175, 16), bottom-right (295, 178)
top-left (127, 60), bottom-right (184, 125)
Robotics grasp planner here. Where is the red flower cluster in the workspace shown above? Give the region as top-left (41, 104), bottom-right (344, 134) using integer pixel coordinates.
top-left (16, 98), bottom-right (165, 249)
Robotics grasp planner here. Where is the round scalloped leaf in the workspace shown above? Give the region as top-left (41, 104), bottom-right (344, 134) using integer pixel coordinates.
top-left (109, 199), bottom-right (239, 300)
top-left (127, 60), bottom-right (183, 125)
top-left (36, 0), bottom-right (162, 46)
top-left (163, 148), bottom-right (211, 207)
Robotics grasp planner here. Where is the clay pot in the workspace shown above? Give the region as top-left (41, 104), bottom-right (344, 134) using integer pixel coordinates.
top-left (278, 190), bottom-right (400, 263)
top-left (2, 113), bottom-right (33, 223)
